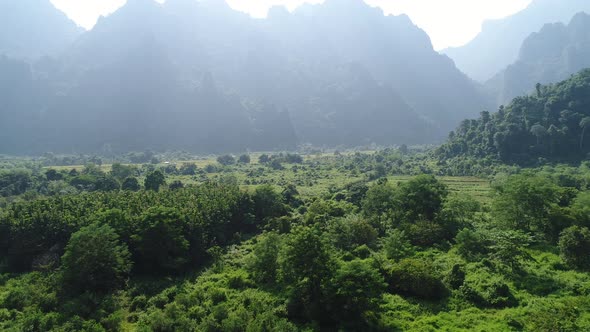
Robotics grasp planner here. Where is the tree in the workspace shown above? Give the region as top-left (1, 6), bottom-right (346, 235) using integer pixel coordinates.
top-left (132, 206), bottom-right (189, 273)
top-left (328, 259), bottom-right (385, 325)
top-left (580, 117), bottom-right (590, 151)
top-left (253, 185), bottom-right (286, 224)
top-left (110, 163), bottom-right (136, 181)
top-left (238, 154), bottom-right (251, 164)
top-left (488, 230), bottom-right (533, 271)
top-left (258, 154), bottom-right (270, 164)
top-left (559, 226), bottom-right (590, 270)
top-left (60, 223), bottom-right (132, 294)
top-left (399, 144), bottom-right (409, 155)
top-left (248, 232), bottom-right (281, 284)
top-left (382, 229), bottom-right (414, 260)
top-left (179, 163), bottom-right (198, 175)
top-left (144, 170), bottom-right (165, 192)
top-left (396, 175), bottom-right (448, 222)
top-left (492, 174), bottom-right (560, 235)
top-left (328, 215), bottom-right (378, 250)
top-left (217, 155), bottom-right (235, 166)
top-left (122, 177), bottom-right (141, 191)
top-left (280, 226), bottom-right (334, 320)
top-left (269, 159), bottom-right (283, 170)
top-left (571, 191), bottom-right (590, 227)
top-left (362, 181), bottom-right (396, 221)
top-left (95, 175), bottom-right (120, 192)
top-left (45, 169), bottom-right (63, 181)
top-left (281, 184), bottom-right (301, 207)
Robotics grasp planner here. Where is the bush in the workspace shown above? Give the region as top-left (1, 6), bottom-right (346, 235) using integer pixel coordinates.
top-left (559, 226), bottom-right (590, 270)
top-left (455, 228), bottom-right (489, 261)
top-left (386, 258), bottom-right (446, 300)
top-left (403, 220), bottom-right (447, 247)
top-left (460, 272), bottom-right (517, 308)
top-left (144, 170), bottom-right (165, 192)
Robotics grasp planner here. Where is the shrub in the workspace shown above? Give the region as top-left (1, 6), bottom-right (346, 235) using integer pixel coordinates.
top-left (559, 226), bottom-right (590, 270)
top-left (386, 258), bottom-right (446, 300)
top-left (460, 273), bottom-right (517, 308)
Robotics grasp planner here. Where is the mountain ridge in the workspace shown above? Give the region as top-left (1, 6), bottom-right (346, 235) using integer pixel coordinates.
top-left (486, 11), bottom-right (590, 106)
top-left (443, 0), bottom-right (590, 82)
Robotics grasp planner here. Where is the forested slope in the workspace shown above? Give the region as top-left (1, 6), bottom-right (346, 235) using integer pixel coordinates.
top-left (437, 69), bottom-right (590, 165)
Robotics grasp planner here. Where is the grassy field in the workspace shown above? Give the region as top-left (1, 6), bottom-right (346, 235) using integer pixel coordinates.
top-left (388, 175), bottom-right (492, 204)
top-left (45, 153), bottom-right (493, 204)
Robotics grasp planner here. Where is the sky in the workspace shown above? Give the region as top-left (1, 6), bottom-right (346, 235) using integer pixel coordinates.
top-left (50, 0), bottom-right (533, 50)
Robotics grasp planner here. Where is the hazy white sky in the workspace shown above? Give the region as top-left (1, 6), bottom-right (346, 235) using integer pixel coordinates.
top-left (50, 0), bottom-right (533, 50)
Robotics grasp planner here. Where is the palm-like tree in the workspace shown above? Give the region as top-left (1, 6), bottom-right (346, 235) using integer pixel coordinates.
top-left (580, 117), bottom-right (590, 151)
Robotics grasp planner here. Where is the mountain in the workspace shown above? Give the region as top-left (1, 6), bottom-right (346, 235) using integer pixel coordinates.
top-left (437, 69), bottom-right (590, 165)
top-left (259, 0), bottom-right (487, 139)
top-left (443, 0), bottom-right (590, 82)
top-left (0, 0), bottom-right (490, 154)
top-left (486, 12), bottom-right (590, 106)
top-left (0, 0), bottom-right (82, 59)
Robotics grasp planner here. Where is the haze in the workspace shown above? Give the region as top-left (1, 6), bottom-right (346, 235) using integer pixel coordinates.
top-left (50, 0), bottom-right (532, 49)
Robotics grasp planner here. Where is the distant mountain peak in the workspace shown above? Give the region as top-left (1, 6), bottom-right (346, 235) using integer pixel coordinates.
top-left (485, 10), bottom-right (590, 105)
top-left (0, 0), bottom-right (82, 58)
top-left (444, 0), bottom-right (590, 82)
top-left (570, 11), bottom-right (590, 26)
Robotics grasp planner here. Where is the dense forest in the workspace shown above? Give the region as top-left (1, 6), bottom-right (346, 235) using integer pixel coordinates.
top-left (1, 149), bottom-right (590, 331)
top-left (437, 69), bottom-right (590, 165)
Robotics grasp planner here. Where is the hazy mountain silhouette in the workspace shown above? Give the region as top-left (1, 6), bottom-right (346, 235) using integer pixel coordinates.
top-left (486, 12), bottom-right (590, 106)
top-left (0, 0), bottom-right (490, 153)
top-left (0, 0), bottom-right (82, 59)
top-left (444, 0), bottom-right (590, 82)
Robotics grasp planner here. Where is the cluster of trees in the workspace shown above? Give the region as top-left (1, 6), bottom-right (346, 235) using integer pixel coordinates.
top-left (437, 69), bottom-right (590, 165)
top-left (0, 163), bottom-right (172, 203)
top-left (0, 181), bottom-right (288, 274)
